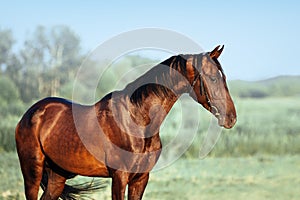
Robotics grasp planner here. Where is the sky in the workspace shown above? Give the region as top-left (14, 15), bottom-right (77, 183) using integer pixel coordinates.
top-left (1, 0), bottom-right (300, 80)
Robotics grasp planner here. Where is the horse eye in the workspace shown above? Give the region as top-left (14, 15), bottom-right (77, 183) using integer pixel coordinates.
top-left (210, 76), bottom-right (217, 83)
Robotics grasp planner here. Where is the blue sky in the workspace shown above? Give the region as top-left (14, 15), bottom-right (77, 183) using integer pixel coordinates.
top-left (1, 0), bottom-right (300, 80)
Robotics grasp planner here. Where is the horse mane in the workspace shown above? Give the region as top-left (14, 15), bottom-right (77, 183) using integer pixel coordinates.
top-left (125, 54), bottom-right (192, 106)
top-left (122, 53), bottom-right (226, 106)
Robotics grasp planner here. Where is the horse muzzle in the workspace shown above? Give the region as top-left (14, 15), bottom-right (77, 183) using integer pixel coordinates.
top-left (211, 105), bottom-right (236, 129)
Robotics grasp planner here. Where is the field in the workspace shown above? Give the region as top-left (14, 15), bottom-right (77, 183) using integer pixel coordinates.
top-left (145, 156), bottom-right (300, 200)
top-left (160, 96), bottom-right (300, 158)
top-left (1, 24), bottom-right (300, 199)
top-left (0, 92), bottom-right (300, 199)
top-left (0, 152), bottom-right (299, 200)
top-left (0, 97), bottom-right (300, 200)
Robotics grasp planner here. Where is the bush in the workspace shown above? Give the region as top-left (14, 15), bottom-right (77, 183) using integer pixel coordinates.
top-left (0, 76), bottom-right (20, 106)
top-left (0, 116), bottom-right (19, 152)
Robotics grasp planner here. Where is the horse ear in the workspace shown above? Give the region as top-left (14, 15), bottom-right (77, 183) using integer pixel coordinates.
top-left (210, 45), bottom-right (224, 59)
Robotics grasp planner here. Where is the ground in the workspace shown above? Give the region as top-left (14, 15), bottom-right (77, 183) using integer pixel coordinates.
top-left (1, 152), bottom-right (299, 200)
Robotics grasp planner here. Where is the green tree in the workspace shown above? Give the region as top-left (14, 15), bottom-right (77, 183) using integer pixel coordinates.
top-left (19, 25), bottom-right (83, 102)
top-left (0, 76), bottom-right (19, 106)
top-left (0, 28), bottom-right (14, 74)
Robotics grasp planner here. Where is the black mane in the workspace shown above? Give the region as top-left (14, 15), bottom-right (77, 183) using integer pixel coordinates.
top-left (124, 53), bottom-right (225, 106)
top-left (125, 54), bottom-right (197, 106)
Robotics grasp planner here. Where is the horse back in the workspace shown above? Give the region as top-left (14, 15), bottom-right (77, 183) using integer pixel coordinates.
top-left (17, 97), bottom-right (71, 127)
top-left (16, 97), bottom-right (109, 177)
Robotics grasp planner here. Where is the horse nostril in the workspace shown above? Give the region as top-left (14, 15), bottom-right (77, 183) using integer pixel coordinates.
top-left (230, 113), bottom-right (237, 125)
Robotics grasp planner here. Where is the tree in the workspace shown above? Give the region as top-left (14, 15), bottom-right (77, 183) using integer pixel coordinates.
top-left (19, 25), bottom-right (83, 102)
top-left (0, 29), bottom-right (14, 74)
top-left (0, 76), bottom-right (20, 106)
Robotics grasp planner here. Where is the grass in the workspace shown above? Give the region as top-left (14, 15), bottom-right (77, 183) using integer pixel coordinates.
top-left (1, 152), bottom-right (299, 199)
top-left (145, 156), bottom-right (300, 200)
top-left (0, 152), bottom-right (24, 199)
top-left (213, 97), bottom-right (300, 156)
top-left (0, 96), bottom-right (299, 199)
top-left (160, 96), bottom-right (300, 158)
top-left (1, 96), bottom-right (300, 156)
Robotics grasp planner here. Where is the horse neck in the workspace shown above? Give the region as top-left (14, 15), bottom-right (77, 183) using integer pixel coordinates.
top-left (123, 63), bottom-right (189, 127)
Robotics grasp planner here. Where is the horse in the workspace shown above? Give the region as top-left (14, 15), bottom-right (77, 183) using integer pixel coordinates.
top-left (15, 45), bottom-right (236, 200)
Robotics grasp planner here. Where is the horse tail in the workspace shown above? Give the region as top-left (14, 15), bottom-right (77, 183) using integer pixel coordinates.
top-left (40, 170), bottom-right (107, 200)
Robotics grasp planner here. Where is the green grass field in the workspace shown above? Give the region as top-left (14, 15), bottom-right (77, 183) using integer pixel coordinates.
top-left (0, 152), bottom-right (299, 200)
top-left (0, 96), bottom-right (299, 199)
top-left (145, 156), bottom-right (300, 200)
top-left (160, 97), bottom-right (300, 158)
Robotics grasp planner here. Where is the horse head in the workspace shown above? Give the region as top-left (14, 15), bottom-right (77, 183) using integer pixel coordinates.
top-left (188, 45), bottom-right (236, 129)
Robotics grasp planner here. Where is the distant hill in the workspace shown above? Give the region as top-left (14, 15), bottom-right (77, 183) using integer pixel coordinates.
top-left (228, 75), bottom-right (300, 98)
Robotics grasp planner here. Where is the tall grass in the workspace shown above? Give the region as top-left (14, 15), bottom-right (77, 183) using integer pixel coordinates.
top-left (219, 97), bottom-right (300, 156)
top-left (1, 97), bottom-right (299, 157)
top-left (161, 97), bottom-right (300, 158)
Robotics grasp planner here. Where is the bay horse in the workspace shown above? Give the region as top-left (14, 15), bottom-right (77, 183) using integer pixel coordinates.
top-left (15, 45), bottom-right (236, 200)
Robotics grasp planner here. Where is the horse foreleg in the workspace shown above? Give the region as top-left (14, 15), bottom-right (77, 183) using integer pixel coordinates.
top-left (128, 173), bottom-right (149, 200)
